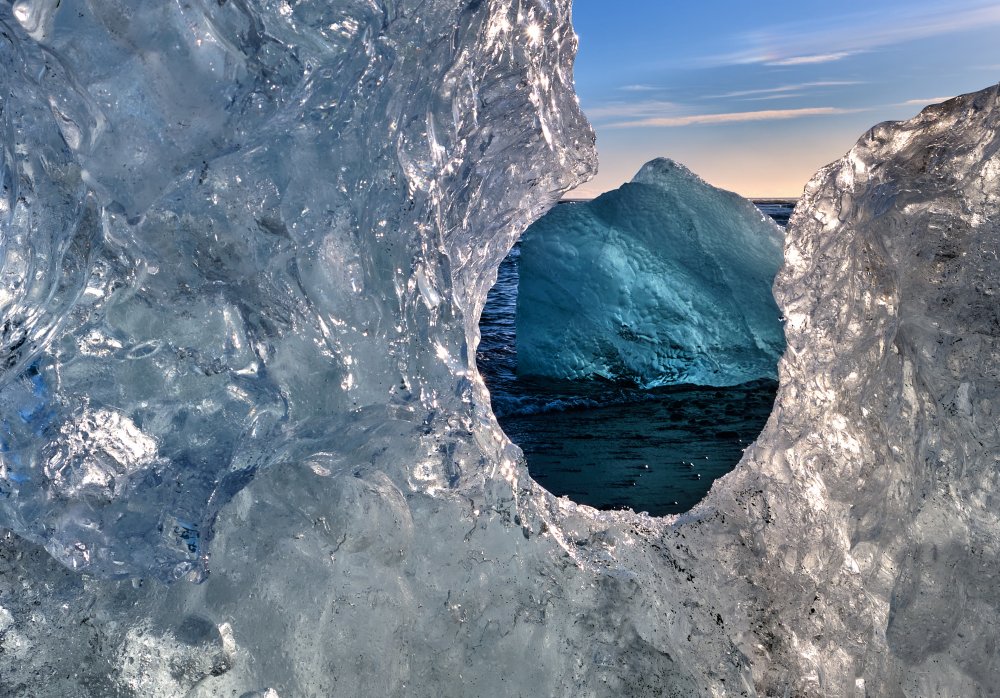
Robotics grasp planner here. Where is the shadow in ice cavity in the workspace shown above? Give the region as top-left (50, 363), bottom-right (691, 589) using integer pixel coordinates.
top-left (477, 200), bottom-right (792, 517)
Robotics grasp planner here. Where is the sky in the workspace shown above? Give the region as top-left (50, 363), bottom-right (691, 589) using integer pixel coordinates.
top-left (567, 0), bottom-right (1000, 198)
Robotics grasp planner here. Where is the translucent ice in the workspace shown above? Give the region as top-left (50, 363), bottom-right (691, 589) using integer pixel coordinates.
top-left (516, 158), bottom-right (785, 387)
top-left (2, 0), bottom-right (1000, 694)
top-left (0, 0), bottom-right (592, 580)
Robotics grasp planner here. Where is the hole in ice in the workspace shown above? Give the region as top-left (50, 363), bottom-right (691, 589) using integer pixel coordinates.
top-left (477, 200), bottom-right (792, 517)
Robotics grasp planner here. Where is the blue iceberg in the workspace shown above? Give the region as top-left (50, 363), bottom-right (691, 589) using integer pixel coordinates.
top-left (516, 158), bottom-right (786, 387)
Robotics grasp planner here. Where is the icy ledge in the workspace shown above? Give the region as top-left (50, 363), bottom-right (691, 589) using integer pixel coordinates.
top-left (1, 0), bottom-right (1000, 694)
top-left (517, 157), bottom-right (785, 387)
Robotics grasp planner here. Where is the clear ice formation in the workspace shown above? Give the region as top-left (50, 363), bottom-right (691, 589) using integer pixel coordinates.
top-left (516, 158), bottom-right (785, 387)
top-left (1, 0), bottom-right (1000, 695)
top-left (0, 0), bottom-right (592, 581)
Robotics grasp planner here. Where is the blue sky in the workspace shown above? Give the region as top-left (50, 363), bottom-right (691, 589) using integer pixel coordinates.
top-left (568, 0), bottom-right (1000, 198)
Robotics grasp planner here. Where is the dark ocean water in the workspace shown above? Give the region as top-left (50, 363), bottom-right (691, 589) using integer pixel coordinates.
top-left (477, 200), bottom-right (794, 516)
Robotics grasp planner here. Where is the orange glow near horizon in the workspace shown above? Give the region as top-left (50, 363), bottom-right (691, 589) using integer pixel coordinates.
top-left (566, 105), bottom-right (925, 200)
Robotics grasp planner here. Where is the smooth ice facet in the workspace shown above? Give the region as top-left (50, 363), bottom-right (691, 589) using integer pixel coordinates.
top-left (516, 158), bottom-right (785, 387)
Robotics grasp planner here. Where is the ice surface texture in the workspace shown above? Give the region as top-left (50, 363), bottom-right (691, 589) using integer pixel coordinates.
top-left (736, 85), bottom-right (1000, 694)
top-left (516, 158), bottom-right (785, 387)
top-left (2, 0), bottom-right (1000, 695)
top-left (0, 0), bottom-right (593, 581)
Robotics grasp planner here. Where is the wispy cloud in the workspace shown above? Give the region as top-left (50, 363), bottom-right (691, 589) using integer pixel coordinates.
top-left (706, 2), bottom-right (1000, 67)
top-left (740, 93), bottom-right (807, 102)
top-left (765, 51), bottom-right (858, 66)
top-left (900, 96), bottom-right (955, 106)
top-left (707, 80), bottom-right (863, 100)
top-left (605, 106), bottom-right (861, 129)
top-left (619, 84), bottom-right (659, 92)
top-left (585, 100), bottom-right (683, 120)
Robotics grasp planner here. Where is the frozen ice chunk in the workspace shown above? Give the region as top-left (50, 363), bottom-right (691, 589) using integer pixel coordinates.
top-left (1, 0), bottom-right (997, 689)
top-left (738, 85), bottom-right (1000, 693)
top-left (516, 158), bottom-right (785, 387)
top-left (0, 0), bottom-right (593, 584)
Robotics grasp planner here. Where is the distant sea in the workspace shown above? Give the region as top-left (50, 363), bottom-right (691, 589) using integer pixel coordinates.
top-left (478, 200), bottom-right (794, 516)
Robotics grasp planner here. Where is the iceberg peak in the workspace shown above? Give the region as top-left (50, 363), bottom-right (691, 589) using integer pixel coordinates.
top-left (516, 157), bottom-right (785, 387)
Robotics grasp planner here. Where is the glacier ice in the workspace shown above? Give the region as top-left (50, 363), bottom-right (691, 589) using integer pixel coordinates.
top-left (0, 0), bottom-right (592, 581)
top-left (1, 0), bottom-right (1000, 695)
top-left (516, 158), bottom-right (785, 387)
